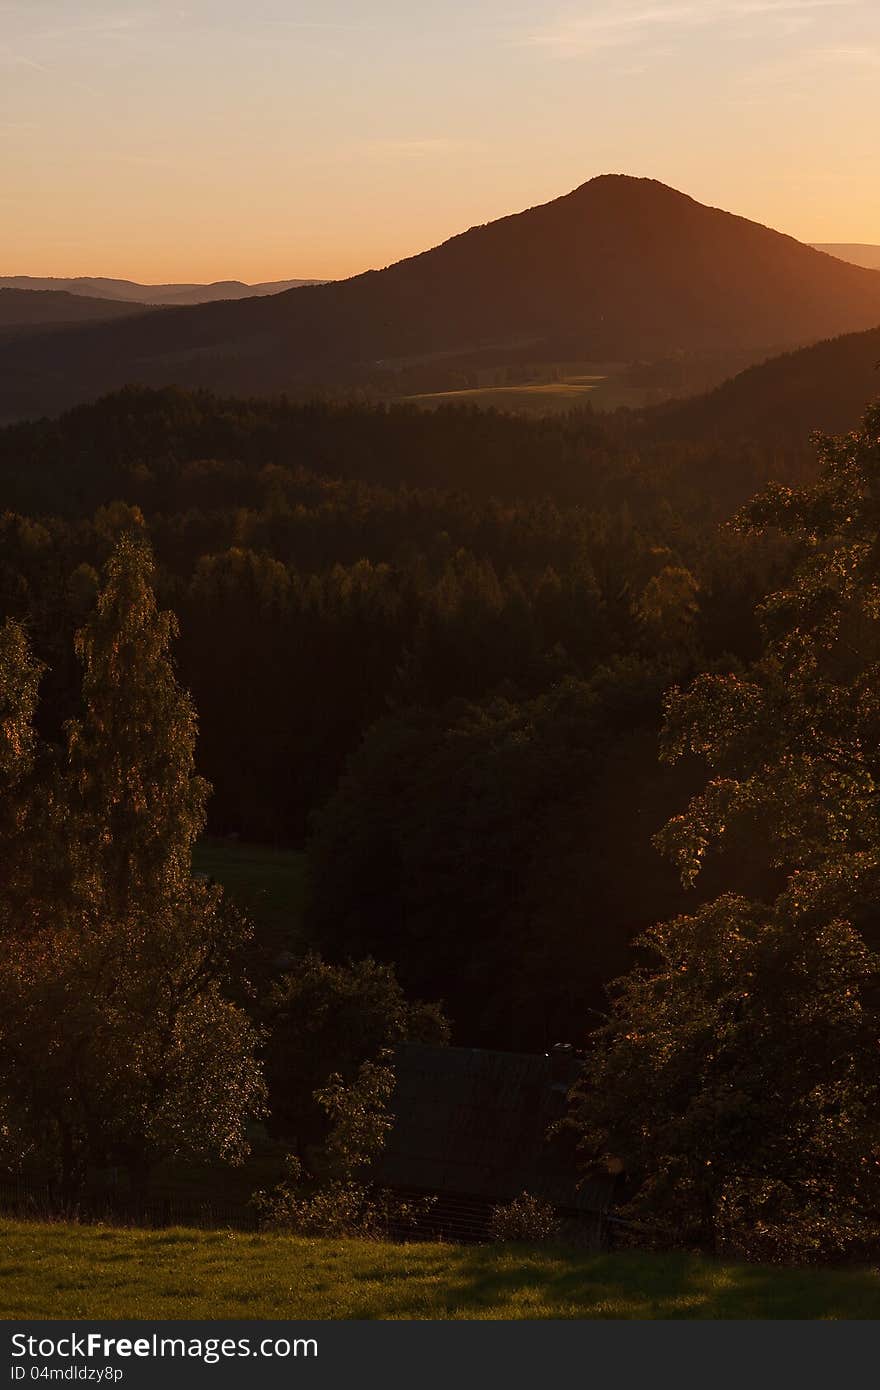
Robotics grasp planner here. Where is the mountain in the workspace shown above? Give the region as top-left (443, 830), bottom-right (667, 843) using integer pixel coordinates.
top-left (811, 245), bottom-right (880, 272)
top-left (0, 287), bottom-right (155, 331)
top-left (0, 276), bottom-right (324, 305)
top-left (3, 175), bottom-right (880, 421)
top-left (647, 324), bottom-right (880, 447)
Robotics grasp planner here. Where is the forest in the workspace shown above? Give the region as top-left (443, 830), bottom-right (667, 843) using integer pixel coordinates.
top-left (1, 382), bottom-right (879, 1260)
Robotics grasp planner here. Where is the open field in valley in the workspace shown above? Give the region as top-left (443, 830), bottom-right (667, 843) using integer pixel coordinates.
top-left (401, 373), bottom-right (674, 416)
top-left (403, 376), bottom-right (606, 415)
top-left (192, 838), bottom-right (307, 956)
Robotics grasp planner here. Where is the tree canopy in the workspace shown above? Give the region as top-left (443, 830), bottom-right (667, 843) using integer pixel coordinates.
top-left (569, 405), bottom-right (880, 1259)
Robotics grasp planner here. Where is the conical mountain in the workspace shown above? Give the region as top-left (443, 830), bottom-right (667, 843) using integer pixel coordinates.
top-left (3, 175), bottom-right (880, 420)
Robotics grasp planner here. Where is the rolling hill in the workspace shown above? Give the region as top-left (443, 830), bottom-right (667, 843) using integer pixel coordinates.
top-left (3, 175), bottom-right (880, 421)
top-left (0, 287), bottom-right (154, 331)
top-left (647, 324), bottom-right (880, 446)
top-left (811, 245), bottom-right (880, 272)
top-left (0, 276), bottom-right (324, 305)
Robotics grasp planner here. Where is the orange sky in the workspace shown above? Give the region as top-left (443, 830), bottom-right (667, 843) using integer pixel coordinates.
top-left (2, 1), bottom-right (879, 283)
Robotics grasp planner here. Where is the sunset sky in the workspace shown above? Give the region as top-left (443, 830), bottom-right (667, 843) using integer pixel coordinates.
top-left (2, 0), bottom-right (879, 282)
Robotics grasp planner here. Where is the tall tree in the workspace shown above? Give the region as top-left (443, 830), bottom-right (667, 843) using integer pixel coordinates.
top-left (66, 534), bottom-right (208, 914)
top-left (0, 540), bottom-right (264, 1203)
top-left (0, 620), bottom-right (59, 936)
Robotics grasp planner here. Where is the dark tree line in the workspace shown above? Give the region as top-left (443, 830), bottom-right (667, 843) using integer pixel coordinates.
top-left (0, 390), bottom-right (790, 843)
top-left (0, 387), bottom-right (798, 1052)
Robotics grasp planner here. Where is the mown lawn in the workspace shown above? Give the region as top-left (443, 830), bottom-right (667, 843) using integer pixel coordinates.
top-left (2, 1222), bottom-right (879, 1319)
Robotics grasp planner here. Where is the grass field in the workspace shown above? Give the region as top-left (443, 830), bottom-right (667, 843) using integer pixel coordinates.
top-left (402, 374), bottom-right (672, 416)
top-left (404, 377), bottom-right (605, 416)
top-left (192, 838), bottom-right (307, 955)
top-left (2, 1221), bottom-right (879, 1319)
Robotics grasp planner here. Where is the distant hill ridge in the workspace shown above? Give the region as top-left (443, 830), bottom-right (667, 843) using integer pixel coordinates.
top-left (2, 175), bottom-right (880, 420)
top-left (0, 276), bottom-right (325, 306)
top-left (811, 245), bottom-right (880, 272)
top-left (0, 287), bottom-right (155, 331)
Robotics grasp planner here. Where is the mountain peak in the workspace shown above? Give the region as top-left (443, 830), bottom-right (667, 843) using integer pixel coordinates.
top-left (566, 173), bottom-right (692, 200)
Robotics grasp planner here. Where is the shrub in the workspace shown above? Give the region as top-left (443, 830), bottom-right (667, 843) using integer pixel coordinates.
top-left (488, 1192), bottom-right (560, 1244)
top-left (254, 1056), bottom-right (434, 1239)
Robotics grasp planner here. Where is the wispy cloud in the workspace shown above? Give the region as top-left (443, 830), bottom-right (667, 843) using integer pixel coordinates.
top-left (739, 39), bottom-right (880, 94)
top-left (0, 5), bottom-right (162, 64)
top-left (760, 39), bottom-right (880, 69)
top-left (0, 44), bottom-right (102, 96)
top-left (1, 52), bottom-right (52, 72)
top-left (519, 0), bottom-right (854, 58)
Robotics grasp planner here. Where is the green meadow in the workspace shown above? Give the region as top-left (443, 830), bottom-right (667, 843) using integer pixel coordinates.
top-left (192, 838), bottom-right (307, 955)
top-left (404, 377), bottom-right (604, 416)
top-left (402, 373), bottom-right (673, 415)
top-left (2, 1222), bottom-right (879, 1320)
